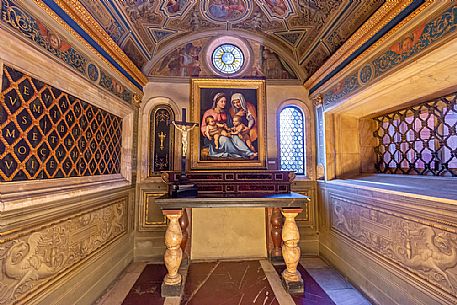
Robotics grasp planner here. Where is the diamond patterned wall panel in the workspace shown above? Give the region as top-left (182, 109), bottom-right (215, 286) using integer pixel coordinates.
top-left (0, 65), bottom-right (123, 182)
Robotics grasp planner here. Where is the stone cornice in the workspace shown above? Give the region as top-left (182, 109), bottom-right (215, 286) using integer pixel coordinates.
top-left (305, 0), bottom-right (433, 94)
top-left (32, 0), bottom-right (147, 90)
top-left (312, 3), bottom-right (456, 110)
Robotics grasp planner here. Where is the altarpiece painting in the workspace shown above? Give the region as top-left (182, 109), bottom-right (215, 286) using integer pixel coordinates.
top-left (190, 79), bottom-right (266, 170)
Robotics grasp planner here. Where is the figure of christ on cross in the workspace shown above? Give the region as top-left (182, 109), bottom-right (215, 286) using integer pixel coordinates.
top-left (172, 108), bottom-right (198, 179)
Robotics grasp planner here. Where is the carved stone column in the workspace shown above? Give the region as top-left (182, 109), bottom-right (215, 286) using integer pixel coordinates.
top-left (270, 207), bottom-right (284, 264)
top-left (161, 209), bottom-right (183, 297)
top-left (179, 208), bottom-right (190, 267)
top-left (281, 208), bottom-right (304, 294)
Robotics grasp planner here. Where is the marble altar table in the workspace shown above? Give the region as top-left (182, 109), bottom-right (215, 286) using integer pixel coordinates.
top-left (155, 192), bottom-right (310, 296)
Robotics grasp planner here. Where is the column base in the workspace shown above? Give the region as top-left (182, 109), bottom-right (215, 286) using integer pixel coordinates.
top-left (270, 255), bottom-right (285, 265)
top-left (281, 277), bottom-right (304, 295)
top-left (161, 282), bottom-right (183, 297)
top-left (180, 254), bottom-right (189, 268)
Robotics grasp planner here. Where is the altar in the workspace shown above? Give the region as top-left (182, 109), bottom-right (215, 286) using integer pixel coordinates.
top-left (155, 191), bottom-right (309, 297)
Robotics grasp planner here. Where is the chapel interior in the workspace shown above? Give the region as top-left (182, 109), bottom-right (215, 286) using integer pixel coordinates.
top-left (1, 1), bottom-right (457, 305)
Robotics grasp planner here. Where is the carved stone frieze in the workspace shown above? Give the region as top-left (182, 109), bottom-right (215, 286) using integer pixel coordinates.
top-left (0, 199), bottom-right (128, 305)
top-left (330, 194), bottom-right (457, 301)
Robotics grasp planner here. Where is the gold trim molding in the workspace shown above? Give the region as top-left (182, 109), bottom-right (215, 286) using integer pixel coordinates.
top-left (139, 192), bottom-right (168, 231)
top-left (305, 0), bottom-right (434, 92)
top-left (31, 0), bottom-right (147, 91)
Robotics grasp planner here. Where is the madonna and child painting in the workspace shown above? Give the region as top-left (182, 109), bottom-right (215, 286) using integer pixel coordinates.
top-left (191, 79), bottom-right (266, 170)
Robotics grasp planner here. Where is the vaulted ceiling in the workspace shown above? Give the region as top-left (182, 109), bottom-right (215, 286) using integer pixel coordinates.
top-left (79, 0), bottom-right (385, 81)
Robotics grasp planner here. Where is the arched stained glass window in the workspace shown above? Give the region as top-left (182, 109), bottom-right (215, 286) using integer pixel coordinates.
top-left (212, 44), bottom-right (244, 74)
top-left (279, 106), bottom-right (305, 175)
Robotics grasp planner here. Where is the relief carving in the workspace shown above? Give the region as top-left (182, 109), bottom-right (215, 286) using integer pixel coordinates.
top-left (0, 200), bottom-right (127, 305)
top-left (331, 195), bottom-right (457, 298)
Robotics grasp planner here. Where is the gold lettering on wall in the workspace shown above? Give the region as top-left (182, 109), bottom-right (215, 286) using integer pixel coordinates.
top-left (17, 146), bottom-right (27, 155)
top-left (8, 95), bottom-right (18, 106)
top-left (0, 65), bottom-right (123, 182)
top-left (5, 161), bottom-right (14, 169)
top-left (42, 93), bottom-right (52, 104)
top-left (31, 103), bottom-right (41, 113)
top-left (5, 128), bottom-right (16, 139)
top-left (22, 84), bottom-right (29, 96)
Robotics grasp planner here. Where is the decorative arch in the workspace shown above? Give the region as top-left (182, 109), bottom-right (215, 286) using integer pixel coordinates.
top-left (149, 104), bottom-right (175, 176)
top-left (139, 97), bottom-right (180, 179)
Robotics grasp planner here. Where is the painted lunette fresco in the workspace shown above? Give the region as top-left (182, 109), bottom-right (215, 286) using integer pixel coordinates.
top-left (318, 5), bottom-right (457, 109)
top-left (151, 38), bottom-right (298, 80)
top-left (0, 0), bottom-right (135, 104)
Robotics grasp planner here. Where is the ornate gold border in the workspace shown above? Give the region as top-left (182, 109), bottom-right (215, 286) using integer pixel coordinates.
top-left (140, 192), bottom-right (168, 231)
top-left (149, 105), bottom-right (175, 177)
top-left (305, 0), bottom-right (434, 92)
top-left (31, 0), bottom-right (147, 91)
top-left (190, 78), bottom-right (267, 170)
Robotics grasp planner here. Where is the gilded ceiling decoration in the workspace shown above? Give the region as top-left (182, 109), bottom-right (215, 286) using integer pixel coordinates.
top-left (77, 0), bottom-right (385, 81)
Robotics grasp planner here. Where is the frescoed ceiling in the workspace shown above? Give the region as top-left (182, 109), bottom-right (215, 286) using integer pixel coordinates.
top-left (78, 0), bottom-right (385, 81)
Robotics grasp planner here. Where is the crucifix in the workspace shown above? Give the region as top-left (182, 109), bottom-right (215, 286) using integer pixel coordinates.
top-left (171, 108), bottom-right (199, 196)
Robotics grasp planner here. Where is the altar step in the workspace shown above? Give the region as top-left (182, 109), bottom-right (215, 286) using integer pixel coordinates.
top-left (95, 258), bottom-right (372, 305)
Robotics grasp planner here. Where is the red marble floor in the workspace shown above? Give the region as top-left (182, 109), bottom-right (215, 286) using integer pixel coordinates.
top-left (181, 261), bottom-right (279, 305)
top-left (122, 264), bottom-right (167, 305)
top-left (274, 264), bottom-right (335, 305)
top-left (96, 258), bottom-right (372, 305)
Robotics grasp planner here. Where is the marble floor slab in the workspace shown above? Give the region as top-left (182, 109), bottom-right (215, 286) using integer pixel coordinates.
top-left (181, 260), bottom-right (279, 305)
top-left (96, 257), bottom-right (372, 305)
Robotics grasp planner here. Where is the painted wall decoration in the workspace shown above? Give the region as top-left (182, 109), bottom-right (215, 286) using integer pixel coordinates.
top-left (122, 38), bottom-right (147, 69)
top-left (255, 0), bottom-right (294, 20)
top-left (151, 38), bottom-right (298, 79)
top-left (74, 0), bottom-right (386, 82)
top-left (155, 41), bottom-right (203, 77)
top-left (160, 0), bottom-right (195, 18)
top-left (0, 65), bottom-right (123, 182)
top-left (253, 45), bottom-right (297, 79)
top-left (149, 105), bottom-right (175, 176)
top-left (79, 0), bottom-right (127, 43)
top-left (320, 5), bottom-right (457, 109)
top-left (0, 0), bottom-right (135, 104)
top-left (201, 0), bottom-right (251, 23)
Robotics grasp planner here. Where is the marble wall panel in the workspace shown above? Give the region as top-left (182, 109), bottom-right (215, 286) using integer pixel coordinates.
top-left (319, 182), bottom-right (457, 305)
top-left (0, 193), bottom-right (131, 305)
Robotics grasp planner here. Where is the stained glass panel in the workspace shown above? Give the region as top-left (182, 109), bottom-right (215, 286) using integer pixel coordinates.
top-left (279, 106), bottom-right (305, 175)
top-left (212, 44), bottom-right (244, 74)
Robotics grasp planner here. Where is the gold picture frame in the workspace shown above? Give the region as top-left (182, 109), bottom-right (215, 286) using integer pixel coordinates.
top-left (190, 79), bottom-right (267, 170)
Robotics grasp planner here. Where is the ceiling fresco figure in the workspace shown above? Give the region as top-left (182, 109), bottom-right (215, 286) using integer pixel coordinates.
top-left (256, 0), bottom-right (293, 19)
top-left (157, 42), bottom-right (202, 77)
top-left (161, 0), bottom-right (195, 17)
top-left (74, 0), bottom-right (385, 81)
top-left (124, 0), bottom-right (160, 22)
top-left (203, 0), bottom-right (250, 22)
top-left (259, 46), bottom-right (296, 79)
top-left (151, 38), bottom-right (298, 80)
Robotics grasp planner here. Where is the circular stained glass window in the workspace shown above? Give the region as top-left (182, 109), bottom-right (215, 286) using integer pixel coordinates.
top-left (212, 44), bottom-right (244, 74)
